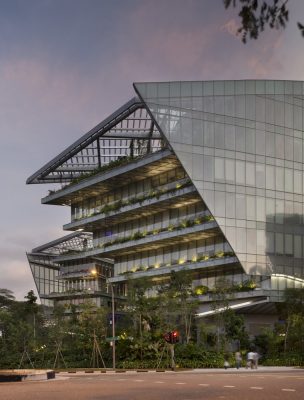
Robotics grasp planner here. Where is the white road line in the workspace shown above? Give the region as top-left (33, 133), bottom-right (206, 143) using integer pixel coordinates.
top-left (176, 382), bottom-right (186, 385)
top-left (224, 385), bottom-right (235, 388)
top-left (155, 381), bottom-right (164, 384)
top-left (199, 383), bottom-right (210, 386)
top-left (282, 389), bottom-right (296, 392)
top-left (134, 379), bottom-right (144, 382)
top-left (250, 386), bottom-right (263, 390)
top-left (117, 378), bottom-right (127, 381)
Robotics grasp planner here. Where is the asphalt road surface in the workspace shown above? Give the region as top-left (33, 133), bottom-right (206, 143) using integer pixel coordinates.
top-left (1, 369), bottom-right (304, 400)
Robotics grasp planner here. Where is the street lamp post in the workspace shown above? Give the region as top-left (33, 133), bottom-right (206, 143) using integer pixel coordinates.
top-left (90, 269), bottom-right (116, 369)
top-left (109, 282), bottom-right (116, 369)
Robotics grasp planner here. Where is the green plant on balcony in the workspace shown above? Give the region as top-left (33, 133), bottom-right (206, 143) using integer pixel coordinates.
top-left (215, 251), bottom-right (225, 258)
top-left (194, 285), bottom-right (209, 295)
top-left (72, 179), bottom-right (192, 222)
top-left (101, 213), bottom-right (211, 249)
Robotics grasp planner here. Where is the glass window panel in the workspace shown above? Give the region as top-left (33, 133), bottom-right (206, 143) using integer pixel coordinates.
top-left (275, 233), bottom-right (284, 254)
top-left (246, 95), bottom-right (255, 120)
top-left (203, 96), bottom-right (214, 113)
top-left (275, 199), bottom-right (284, 224)
top-left (235, 126), bottom-right (245, 152)
top-left (294, 235), bottom-right (302, 258)
top-left (214, 81), bottom-right (224, 95)
top-left (203, 156), bottom-right (214, 181)
top-left (284, 136), bottom-right (293, 161)
top-left (275, 100), bottom-right (284, 126)
top-left (275, 134), bottom-right (284, 159)
top-left (215, 157), bottom-right (225, 180)
top-left (214, 191), bottom-right (225, 216)
top-left (266, 98), bottom-right (274, 124)
top-left (285, 234), bottom-right (293, 256)
top-left (294, 170), bottom-right (302, 194)
top-left (181, 82), bottom-right (191, 96)
top-left (235, 95), bottom-right (245, 118)
top-left (236, 194), bottom-right (246, 219)
top-left (246, 128), bottom-right (255, 153)
top-left (214, 122), bottom-right (225, 148)
top-left (256, 164), bottom-right (265, 188)
top-left (266, 232), bottom-right (274, 253)
top-left (266, 131), bottom-right (275, 157)
top-left (284, 169), bottom-right (293, 192)
top-left (294, 105), bottom-right (302, 131)
top-left (225, 124), bottom-right (235, 150)
top-left (236, 160), bottom-right (245, 184)
top-left (204, 121), bottom-right (214, 146)
top-left (256, 130), bottom-right (265, 155)
top-left (266, 199), bottom-right (275, 222)
top-left (247, 229), bottom-right (256, 254)
top-left (294, 138), bottom-right (302, 163)
top-left (276, 167), bottom-right (284, 191)
top-left (226, 193), bottom-right (235, 219)
top-left (257, 230), bottom-right (266, 253)
top-left (256, 197), bottom-right (265, 221)
top-left (266, 165), bottom-right (275, 190)
top-left (247, 196), bottom-right (256, 220)
top-left (256, 96), bottom-right (265, 122)
top-left (236, 227), bottom-right (246, 252)
top-left (214, 96), bottom-right (224, 114)
top-left (284, 102), bottom-right (293, 128)
top-left (225, 159), bottom-right (235, 183)
top-left (246, 162), bottom-right (255, 186)
top-left (225, 96), bottom-right (234, 116)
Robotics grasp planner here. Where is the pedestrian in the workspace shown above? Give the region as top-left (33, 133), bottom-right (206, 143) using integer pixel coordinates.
top-left (235, 351), bottom-right (242, 369)
top-left (253, 351), bottom-right (259, 369)
top-left (246, 351), bottom-right (255, 369)
top-left (224, 354), bottom-right (230, 370)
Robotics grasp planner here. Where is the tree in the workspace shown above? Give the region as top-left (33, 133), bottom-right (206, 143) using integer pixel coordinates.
top-left (158, 270), bottom-right (200, 343)
top-left (223, 0), bottom-right (303, 43)
top-left (0, 288), bottom-right (15, 307)
top-left (278, 287), bottom-right (304, 354)
top-left (222, 309), bottom-right (249, 349)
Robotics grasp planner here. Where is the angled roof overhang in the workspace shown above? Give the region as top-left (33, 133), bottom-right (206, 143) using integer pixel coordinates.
top-left (27, 97), bottom-right (162, 184)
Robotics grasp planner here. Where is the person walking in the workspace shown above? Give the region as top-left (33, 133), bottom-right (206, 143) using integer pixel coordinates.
top-left (246, 351), bottom-right (255, 369)
top-left (253, 351), bottom-right (259, 369)
top-left (235, 351), bottom-right (242, 369)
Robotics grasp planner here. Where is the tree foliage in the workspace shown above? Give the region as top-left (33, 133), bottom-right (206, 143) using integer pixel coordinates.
top-left (223, 0), bottom-right (296, 43)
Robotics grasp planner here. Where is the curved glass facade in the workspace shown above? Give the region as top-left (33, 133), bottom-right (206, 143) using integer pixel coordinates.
top-left (135, 80), bottom-right (304, 281)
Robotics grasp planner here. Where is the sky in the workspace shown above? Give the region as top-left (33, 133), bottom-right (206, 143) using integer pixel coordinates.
top-left (1, 0), bottom-right (304, 300)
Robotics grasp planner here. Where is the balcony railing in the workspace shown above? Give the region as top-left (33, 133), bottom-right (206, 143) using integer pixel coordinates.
top-left (71, 177), bottom-right (191, 223)
top-left (55, 214), bottom-right (218, 262)
top-left (109, 253), bottom-right (239, 283)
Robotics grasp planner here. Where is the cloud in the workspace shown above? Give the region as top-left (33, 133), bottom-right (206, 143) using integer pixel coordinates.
top-left (221, 18), bottom-right (239, 38)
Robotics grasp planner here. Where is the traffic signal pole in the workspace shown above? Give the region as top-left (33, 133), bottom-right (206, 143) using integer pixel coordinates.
top-left (169, 344), bottom-right (175, 370)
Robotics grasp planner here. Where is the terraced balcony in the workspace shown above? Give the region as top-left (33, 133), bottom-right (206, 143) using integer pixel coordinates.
top-left (42, 149), bottom-right (178, 206)
top-left (64, 181), bottom-right (199, 231)
top-left (55, 217), bottom-right (220, 263)
top-left (109, 253), bottom-right (239, 283)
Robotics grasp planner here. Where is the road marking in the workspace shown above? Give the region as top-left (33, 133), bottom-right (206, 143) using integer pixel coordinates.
top-left (199, 383), bottom-right (210, 386)
top-left (134, 379), bottom-right (144, 382)
top-left (282, 389), bottom-right (296, 392)
top-left (155, 381), bottom-right (164, 384)
top-left (117, 378), bottom-right (126, 381)
top-left (176, 382), bottom-right (186, 385)
top-left (224, 385), bottom-right (235, 388)
top-left (250, 386), bottom-right (263, 390)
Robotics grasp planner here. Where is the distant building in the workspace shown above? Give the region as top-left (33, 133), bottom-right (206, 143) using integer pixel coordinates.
top-left (27, 80), bottom-right (304, 333)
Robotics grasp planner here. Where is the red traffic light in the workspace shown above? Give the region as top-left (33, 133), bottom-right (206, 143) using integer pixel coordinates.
top-left (163, 330), bottom-right (179, 344)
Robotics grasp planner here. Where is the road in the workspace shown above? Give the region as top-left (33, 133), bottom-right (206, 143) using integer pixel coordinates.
top-left (1, 369), bottom-right (304, 400)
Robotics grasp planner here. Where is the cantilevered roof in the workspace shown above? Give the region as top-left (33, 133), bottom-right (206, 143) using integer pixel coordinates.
top-left (27, 97), bottom-right (163, 184)
top-left (31, 232), bottom-right (93, 255)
